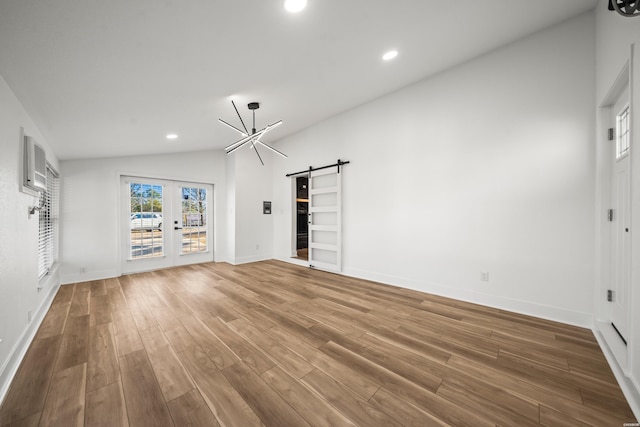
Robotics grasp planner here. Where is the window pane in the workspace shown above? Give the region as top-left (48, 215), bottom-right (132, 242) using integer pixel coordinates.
top-left (129, 182), bottom-right (164, 259)
top-left (181, 187), bottom-right (207, 254)
top-left (616, 106), bottom-right (630, 159)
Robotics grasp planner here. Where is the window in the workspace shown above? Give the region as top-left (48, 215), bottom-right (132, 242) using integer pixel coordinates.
top-left (38, 164), bottom-right (59, 278)
top-left (181, 186), bottom-right (208, 254)
top-left (129, 182), bottom-right (164, 259)
top-left (616, 105), bottom-right (630, 159)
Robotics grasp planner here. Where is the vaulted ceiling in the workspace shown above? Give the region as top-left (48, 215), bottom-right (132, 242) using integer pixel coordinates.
top-left (0, 0), bottom-right (598, 160)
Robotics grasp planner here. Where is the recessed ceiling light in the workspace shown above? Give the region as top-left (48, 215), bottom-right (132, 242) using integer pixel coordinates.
top-left (284, 0), bottom-right (307, 13)
top-left (382, 50), bottom-right (398, 61)
top-left (166, 133), bottom-right (178, 140)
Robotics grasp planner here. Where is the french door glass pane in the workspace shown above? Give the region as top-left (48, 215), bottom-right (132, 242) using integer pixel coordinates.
top-left (129, 182), bottom-right (164, 259)
top-left (181, 187), bottom-right (207, 254)
top-left (616, 106), bottom-right (630, 159)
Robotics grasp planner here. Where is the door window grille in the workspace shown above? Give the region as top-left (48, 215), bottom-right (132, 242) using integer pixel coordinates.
top-left (129, 182), bottom-right (164, 259)
top-left (616, 105), bottom-right (630, 159)
top-left (181, 187), bottom-right (208, 254)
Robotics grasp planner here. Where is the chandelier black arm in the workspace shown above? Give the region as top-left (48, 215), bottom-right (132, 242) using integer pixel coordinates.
top-left (225, 129), bottom-right (267, 151)
top-left (252, 142), bottom-right (265, 165)
top-left (257, 140), bottom-right (288, 158)
top-left (224, 120), bottom-right (282, 151)
top-left (219, 118), bottom-right (248, 136)
top-left (264, 120), bottom-right (283, 129)
top-left (225, 143), bottom-right (246, 155)
top-left (219, 101), bottom-right (286, 164)
top-left (232, 100), bottom-right (250, 134)
top-left (226, 137), bottom-right (255, 154)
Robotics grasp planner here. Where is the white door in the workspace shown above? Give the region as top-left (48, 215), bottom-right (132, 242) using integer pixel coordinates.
top-left (121, 176), bottom-right (213, 274)
top-left (173, 182), bottom-right (214, 266)
top-left (610, 88), bottom-right (631, 343)
top-left (308, 167), bottom-right (342, 272)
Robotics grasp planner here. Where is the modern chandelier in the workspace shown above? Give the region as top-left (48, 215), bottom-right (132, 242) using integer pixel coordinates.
top-left (219, 101), bottom-right (287, 165)
top-left (608, 0), bottom-right (639, 17)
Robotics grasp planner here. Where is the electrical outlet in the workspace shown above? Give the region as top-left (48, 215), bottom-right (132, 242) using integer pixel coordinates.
top-left (80, 267), bottom-right (86, 274)
top-left (27, 310), bottom-right (32, 323)
top-left (256, 244), bottom-right (260, 250)
top-left (480, 272), bottom-right (490, 282)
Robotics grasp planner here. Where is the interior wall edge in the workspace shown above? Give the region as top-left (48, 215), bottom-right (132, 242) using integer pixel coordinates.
top-left (0, 277), bottom-right (60, 408)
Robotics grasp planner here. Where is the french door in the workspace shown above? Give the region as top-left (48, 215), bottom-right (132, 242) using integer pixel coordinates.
top-left (121, 176), bottom-right (213, 274)
top-left (308, 167), bottom-right (342, 272)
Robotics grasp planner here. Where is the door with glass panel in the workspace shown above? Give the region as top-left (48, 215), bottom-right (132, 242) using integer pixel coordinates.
top-left (172, 182), bottom-right (213, 266)
top-left (121, 176), bottom-right (213, 274)
top-left (609, 88), bottom-right (631, 344)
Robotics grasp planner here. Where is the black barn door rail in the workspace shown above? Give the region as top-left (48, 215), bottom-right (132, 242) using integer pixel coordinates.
top-left (285, 159), bottom-right (350, 177)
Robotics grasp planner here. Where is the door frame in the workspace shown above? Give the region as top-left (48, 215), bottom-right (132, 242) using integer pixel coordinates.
top-left (172, 180), bottom-right (215, 267)
top-left (289, 176), bottom-right (309, 267)
top-left (118, 174), bottom-right (215, 275)
top-left (595, 56), bottom-right (633, 374)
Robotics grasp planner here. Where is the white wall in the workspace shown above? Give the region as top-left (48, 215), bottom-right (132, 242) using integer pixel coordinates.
top-left (272, 12), bottom-right (596, 326)
top-left (595, 3), bottom-right (640, 102)
top-left (0, 75), bottom-right (60, 400)
top-left (60, 150), bottom-right (227, 283)
top-left (594, 0), bottom-right (640, 415)
top-left (227, 146), bottom-right (274, 264)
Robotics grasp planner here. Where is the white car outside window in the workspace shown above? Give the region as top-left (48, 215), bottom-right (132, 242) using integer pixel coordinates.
top-left (130, 213), bottom-right (162, 230)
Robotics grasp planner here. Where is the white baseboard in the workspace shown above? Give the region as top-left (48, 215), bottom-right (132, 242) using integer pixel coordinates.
top-left (0, 277), bottom-right (60, 407)
top-left (593, 322), bottom-right (640, 420)
top-left (275, 256), bottom-right (308, 268)
top-left (228, 255), bottom-right (272, 265)
top-left (60, 268), bottom-right (118, 284)
top-left (269, 259), bottom-right (593, 327)
top-left (343, 267), bottom-right (593, 328)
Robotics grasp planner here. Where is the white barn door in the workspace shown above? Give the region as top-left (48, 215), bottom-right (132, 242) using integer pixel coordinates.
top-left (308, 166), bottom-right (342, 272)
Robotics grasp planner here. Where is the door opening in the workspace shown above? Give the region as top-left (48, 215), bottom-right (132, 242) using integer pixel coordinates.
top-left (287, 160), bottom-right (348, 272)
top-left (294, 176), bottom-right (309, 260)
top-left (121, 176), bottom-right (214, 274)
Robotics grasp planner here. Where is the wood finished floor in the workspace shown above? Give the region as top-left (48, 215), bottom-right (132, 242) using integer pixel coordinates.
top-left (0, 260), bottom-right (636, 426)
